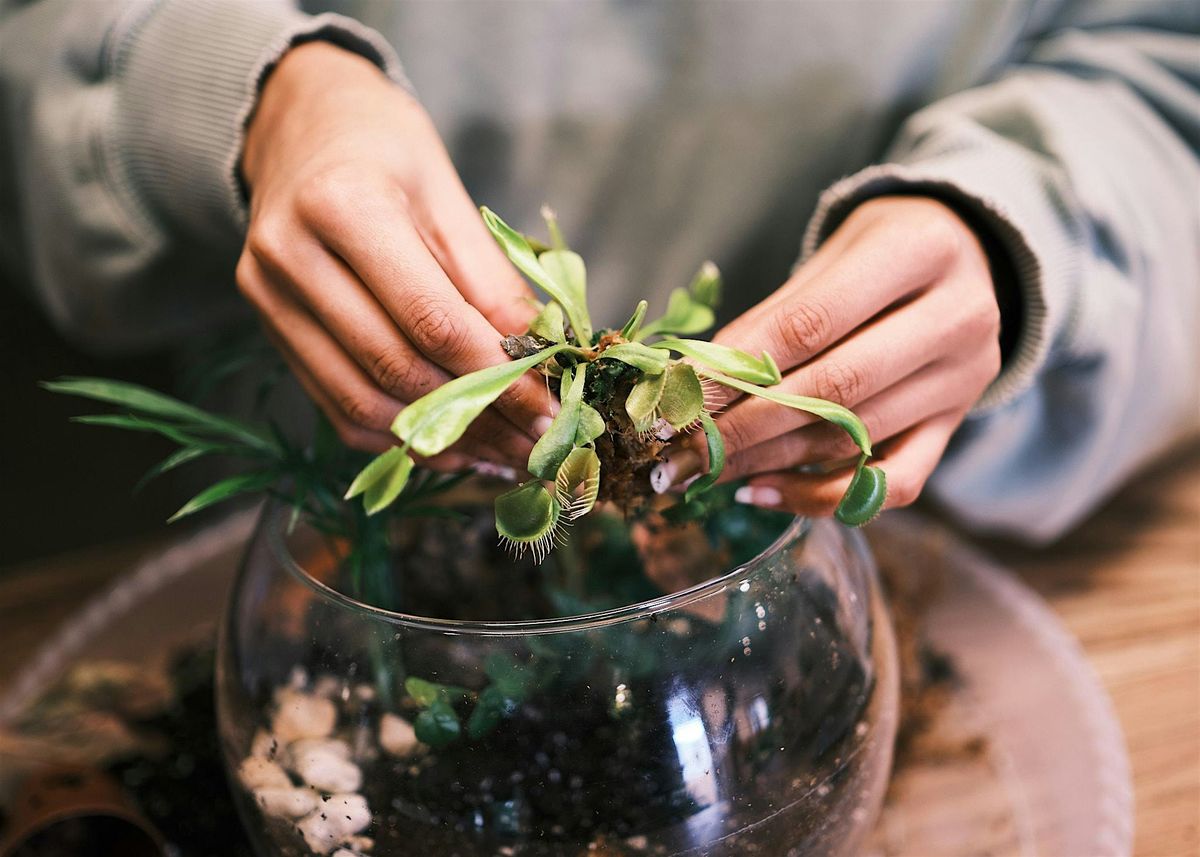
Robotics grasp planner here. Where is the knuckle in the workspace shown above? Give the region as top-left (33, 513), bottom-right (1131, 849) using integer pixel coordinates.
top-left (246, 218), bottom-right (290, 268)
top-left (296, 167), bottom-right (363, 226)
top-left (337, 392), bottom-right (389, 432)
top-left (811, 361), bottom-right (867, 406)
top-left (234, 254), bottom-right (259, 300)
top-left (918, 207), bottom-right (969, 264)
top-left (369, 348), bottom-right (425, 398)
top-left (407, 298), bottom-right (472, 364)
top-left (808, 423), bottom-right (860, 461)
top-left (775, 301), bottom-right (832, 359)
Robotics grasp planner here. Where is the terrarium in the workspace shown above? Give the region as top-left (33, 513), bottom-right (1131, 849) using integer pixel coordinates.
top-left (216, 496), bottom-right (898, 856)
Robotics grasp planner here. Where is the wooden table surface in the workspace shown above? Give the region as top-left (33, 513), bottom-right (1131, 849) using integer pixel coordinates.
top-left (1, 443), bottom-right (1197, 856)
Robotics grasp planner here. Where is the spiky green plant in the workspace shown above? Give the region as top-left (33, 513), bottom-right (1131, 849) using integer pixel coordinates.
top-left (348, 207), bottom-right (887, 559)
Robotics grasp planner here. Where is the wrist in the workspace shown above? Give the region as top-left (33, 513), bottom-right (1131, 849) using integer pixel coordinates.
top-left (242, 41), bottom-right (387, 191)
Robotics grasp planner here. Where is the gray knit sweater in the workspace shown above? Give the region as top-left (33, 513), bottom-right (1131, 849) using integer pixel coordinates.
top-left (2, 0), bottom-right (1197, 540)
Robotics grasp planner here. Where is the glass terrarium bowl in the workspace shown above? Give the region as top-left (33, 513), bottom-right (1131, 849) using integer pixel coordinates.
top-left (217, 495), bottom-right (898, 856)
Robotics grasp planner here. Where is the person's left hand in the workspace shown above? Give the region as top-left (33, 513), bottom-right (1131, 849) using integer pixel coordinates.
top-left (659, 196), bottom-right (1003, 515)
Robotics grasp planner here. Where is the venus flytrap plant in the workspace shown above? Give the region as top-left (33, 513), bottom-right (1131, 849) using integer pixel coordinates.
top-left (349, 206), bottom-right (887, 559)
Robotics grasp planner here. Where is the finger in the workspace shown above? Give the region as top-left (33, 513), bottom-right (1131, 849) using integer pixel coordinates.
top-left (408, 159), bottom-right (538, 334)
top-left (265, 325), bottom-right (480, 472)
top-left (298, 185), bottom-right (551, 433)
top-left (734, 413), bottom-right (962, 517)
top-left (250, 227), bottom-right (452, 403)
top-left (712, 284), bottom-right (980, 453)
top-left (241, 256), bottom-right (532, 466)
top-left (706, 205), bottom-right (963, 413)
top-left (721, 354), bottom-right (988, 481)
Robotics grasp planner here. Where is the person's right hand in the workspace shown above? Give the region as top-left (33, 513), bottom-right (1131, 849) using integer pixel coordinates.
top-left (238, 41), bottom-right (548, 467)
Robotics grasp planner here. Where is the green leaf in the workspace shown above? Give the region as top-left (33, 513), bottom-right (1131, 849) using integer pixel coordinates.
top-left (835, 461), bottom-right (888, 526)
top-left (539, 250), bottom-right (592, 344)
top-left (404, 676), bottom-right (471, 707)
top-left (540, 204), bottom-right (567, 251)
top-left (528, 364), bottom-right (586, 479)
top-left (528, 301), bottom-right (566, 343)
top-left (483, 653), bottom-right (534, 700)
top-left (625, 371), bottom-right (666, 431)
top-left (44, 377), bottom-right (275, 451)
top-left (685, 412), bottom-right (726, 502)
top-left (555, 446), bottom-right (601, 520)
top-left (620, 300), bottom-right (649, 340)
top-left (467, 685), bottom-right (520, 740)
top-left (699, 370), bottom-right (873, 455)
top-left (72, 414), bottom-right (209, 448)
top-left (362, 452), bottom-right (414, 515)
top-left (481, 207), bottom-right (593, 346)
top-left (637, 288), bottom-right (716, 339)
top-left (688, 261), bottom-right (722, 309)
top-left (345, 446), bottom-right (408, 499)
top-left (576, 403), bottom-right (606, 445)
top-left (167, 471), bottom-right (278, 522)
top-left (393, 343), bottom-right (569, 457)
top-left (495, 481), bottom-right (562, 562)
top-left (135, 444), bottom-right (230, 492)
top-left (414, 699), bottom-right (461, 749)
top-left (658, 363), bottom-right (704, 430)
top-left (601, 342), bottom-right (671, 375)
top-left (653, 339), bottom-right (781, 386)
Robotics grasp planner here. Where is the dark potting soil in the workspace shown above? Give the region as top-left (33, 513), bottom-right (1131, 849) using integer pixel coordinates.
top-left (105, 646), bottom-right (256, 857)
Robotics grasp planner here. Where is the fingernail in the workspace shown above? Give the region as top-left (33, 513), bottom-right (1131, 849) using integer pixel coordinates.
top-left (735, 485), bottom-right (783, 507)
top-left (532, 415), bottom-right (555, 436)
top-left (472, 461), bottom-right (519, 481)
top-left (650, 449), bottom-right (702, 494)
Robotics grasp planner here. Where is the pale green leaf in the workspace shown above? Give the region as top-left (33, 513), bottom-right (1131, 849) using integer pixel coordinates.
top-left (539, 250), bottom-right (591, 343)
top-left (684, 411), bottom-right (726, 502)
top-left (555, 446), bottom-right (601, 519)
top-left (835, 460), bottom-right (888, 526)
top-left (653, 339), bottom-right (782, 386)
top-left (480, 207), bottom-right (592, 346)
top-left (541, 204), bottom-right (567, 251)
top-left (625, 371), bottom-right (666, 431)
top-left (345, 446), bottom-right (408, 499)
top-left (620, 300), bottom-right (649, 340)
top-left (528, 364), bottom-right (586, 479)
top-left (601, 342), bottom-right (670, 375)
top-left (168, 471), bottom-right (278, 522)
top-left (688, 261), bottom-right (722, 309)
top-left (637, 288), bottom-right (716, 339)
top-left (393, 343), bottom-right (569, 457)
top-left (576, 403), bottom-right (606, 445)
top-left (658, 363), bottom-right (704, 430)
top-left (363, 452), bottom-right (415, 515)
top-left (700, 370), bottom-right (872, 455)
top-left (528, 302), bottom-right (566, 343)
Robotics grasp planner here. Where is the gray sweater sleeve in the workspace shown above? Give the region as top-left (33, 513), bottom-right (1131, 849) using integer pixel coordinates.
top-left (0, 0), bottom-right (404, 352)
top-left (804, 10), bottom-right (1200, 541)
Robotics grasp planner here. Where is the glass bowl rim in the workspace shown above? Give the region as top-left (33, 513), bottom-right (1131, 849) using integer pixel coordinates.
top-left (266, 502), bottom-right (812, 636)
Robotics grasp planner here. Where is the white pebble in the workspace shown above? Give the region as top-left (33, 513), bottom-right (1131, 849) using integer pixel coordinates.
top-left (272, 688), bottom-right (337, 743)
top-left (238, 757), bottom-right (290, 791)
top-left (250, 729), bottom-right (278, 759)
top-left (254, 786), bottom-right (317, 819)
top-left (290, 737), bottom-right (351, 762)
top-left (379, 713), bottom-right (420, 757)
top-left (297, 794), bottom-right (371, 853)
top-left (344, 835), bottom-right (374, 851)
top-left (291, 740), bottom-right (362, 793)
top-left (331, 850), bottom-right (359, 857)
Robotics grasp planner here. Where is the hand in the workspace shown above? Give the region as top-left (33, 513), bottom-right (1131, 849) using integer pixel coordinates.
top-left (671, 196), bottom-right (1002, 515)
top-left (238, 42), bottom-right (547, 467)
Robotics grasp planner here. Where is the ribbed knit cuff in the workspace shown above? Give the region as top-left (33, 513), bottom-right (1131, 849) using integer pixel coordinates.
top-left (108, 0), bottom-right (408, 248)
top-left (802, 130), bottom-right (1083, 414)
